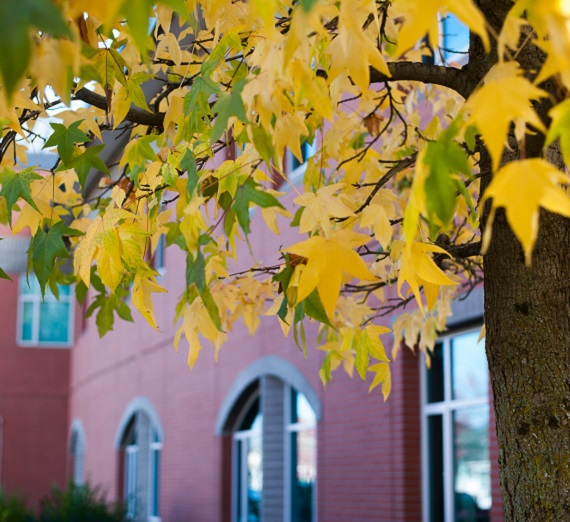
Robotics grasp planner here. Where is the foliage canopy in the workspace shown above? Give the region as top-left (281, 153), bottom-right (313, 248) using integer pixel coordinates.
top-left (2, 0), bottom-right (570, 400)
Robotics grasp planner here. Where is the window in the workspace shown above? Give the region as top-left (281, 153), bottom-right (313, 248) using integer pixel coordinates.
top-left (70, 421), bottom-right (86, 486)
top-left (119, 410), bottom-right (163, 522)
top-left (230, 384), bottom-right (317, 522)
top-left (150, 234), bottom-right (166, 275)
top-left (422, 329), bottom-right (492, 522)
top-left (286, 389), bottom-right (317, 522)
top-left (17, 276), bottom-right (74, 347)
top-left (221, 367), bottom-right (319, 522)
top-left (286, 141), bottom-right (315, 187)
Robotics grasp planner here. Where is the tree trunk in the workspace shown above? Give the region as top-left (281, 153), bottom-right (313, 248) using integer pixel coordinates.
top-left (483, 161), bottom-right (570, 520)
top-left (474, 3), bottom-right (570, 520)
top-left (483, 171), bottom-right (570, 520)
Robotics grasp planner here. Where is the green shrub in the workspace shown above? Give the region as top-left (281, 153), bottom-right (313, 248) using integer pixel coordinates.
top-left (0, 490), bottom-right (34, 522)
top-left (37, 481), bottom-right (125, 522)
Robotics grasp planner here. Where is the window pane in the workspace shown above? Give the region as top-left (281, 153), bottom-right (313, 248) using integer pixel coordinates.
top-left (291, 428), bottom-right (316, 522)
top-left (21, 302), bottom-right (34, 341)
top-left (454, 406), bottom-right (491, 522)
top-left (19, 277), bottom-right (37, 295)
top-left (247, 434), bottom-right (262, 522)
top-left (291, 390), bottom-right (317, 425)
top-left (151, 448), bottom-right (160, 517)
top-left (451, 332), bottom-right (487, 400)
top-left (38, 302), bottom-right (69, 343)
top-left (427, 414), bottom-right (444, 522)
top-left (427, 343), bottom-right (445, 403)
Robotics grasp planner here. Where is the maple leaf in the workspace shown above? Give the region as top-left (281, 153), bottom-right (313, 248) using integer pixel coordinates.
top-left (74, 208), bottom-right (133, 291)
top-left (368, 362), bottom-right (391, 400)
top-left (546, 99), bottom-right (570, 167)
top-left (211, 79), bottom-right (249, 143)
top-left (30, 221), bottom-right (78, 298)
top-left (394, 0), bottom-right (489, 56)
top-left (174, 296), bottom-right (221, 368)
top-left (465, 63), bottom-right (547, 170)
top-left (354, 325), bottom-right (391, 381)
top-left (294, 184), bottom-right (354, 236)
top-left (286, 229), bottom-right (376, 319)
top-left (0, 167), bottom-right (42, 226)
top-left (481, 158), bottom-right (570, 263)
top-left (397, 241), bottom-right (457, 314)
top-left (44, 120), bottom-right (90, 164)
top-left (132, 271), bottom-right (168, 331)
top-left (68, 145), bottom-right (110, 192)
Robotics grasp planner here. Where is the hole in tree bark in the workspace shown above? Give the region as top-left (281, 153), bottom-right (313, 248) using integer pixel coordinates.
top-left (514, 302), bottom-right (530, 315)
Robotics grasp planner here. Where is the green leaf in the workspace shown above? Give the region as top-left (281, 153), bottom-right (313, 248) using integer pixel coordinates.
top-left (423, 135), bottom-right (471, 229)
top-left (162, 163), bottom-right (178, 188)
top-left (44, 120), bottom-right (90, 164)
top-left (299, 0), bottom-right (319, 12)
top-left (30, 221), bottom-right (71, 298)
top-left (211, 79), bottom-right (249, 143)
top-left (251, 125), bottom-right (275, 165)
top-left (94, 48), bottom-right (128, 90)
top-left (304, 290), bottom-right (333, 327)
top-left (86, 291), bottom-right (133, 337)
top-left (186, 250), bottom-right (206, 291)
top-left (0, 267), bottom-right (11, 281)
top-left (319, 352), bottom-right (332, 386)
top-left (0, 167), bottom-right (42, 226)
top-left (122, 136), bottom-right (158, 169)
top-left (68, 144), bottom-right (110, 191)
top-left (200, 285), bottom-right (222, 331)
top-left (233, 179), bottom-right (284, 235)
top-left (127, 72), bottom-right (153, 111)
top-left (546, 99), bottom-right (570, 167)
top-left (0, 0), bottom-right (70, 97)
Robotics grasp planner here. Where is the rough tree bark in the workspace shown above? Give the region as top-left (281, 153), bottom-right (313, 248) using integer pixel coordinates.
top-left (476, 1), bottom-right (570, 520)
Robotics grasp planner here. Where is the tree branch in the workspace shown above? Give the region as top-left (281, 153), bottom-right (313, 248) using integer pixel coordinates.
top-left (74, 88), bottom-right (166, 129)
top-left (371, 61), bottom-right (475, 99)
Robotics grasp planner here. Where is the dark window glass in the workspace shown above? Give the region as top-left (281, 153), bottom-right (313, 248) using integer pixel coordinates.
top-left (427, 343), bottom-right (445, 403)
top-left (428, 415), bottom-right (445, 522)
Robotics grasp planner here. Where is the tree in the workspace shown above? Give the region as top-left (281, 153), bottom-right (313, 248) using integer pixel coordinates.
top-left (0, 0), bottom-right (569, 518)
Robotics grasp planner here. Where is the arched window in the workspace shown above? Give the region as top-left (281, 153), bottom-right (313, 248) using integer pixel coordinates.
top-left (217, 357), bottom-right (321, 522)
top-left (116, 399), bottom-right (163, 522)
top-left (69, 419), bottom-right (86, 486)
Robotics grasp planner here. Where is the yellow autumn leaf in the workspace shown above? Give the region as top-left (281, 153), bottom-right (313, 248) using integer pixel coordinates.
top-left (294, 184), bottom-right (354, 236)
top-left (326, 0), bottom-right (390, 92)
top-left (397, 242), bottom-right (457, 314)
top-left (360, 190), bottom-right (398, 248)
top-left (174, 297), bottom-right (220, 368)
top-left (132, 271), bottom-right (167, 331)
top-left (74, 208), bottom-right (133, 290)
top-left (481, 158), bottom-right (570, 263)
top-left (465, 63), bottom-right (547, 170)
top-left (394, 0), bottom-right (489, 56)
top-left (286, 229), bottom-right (376, 318)
top-left (368, 362), bottom-right (391, 400)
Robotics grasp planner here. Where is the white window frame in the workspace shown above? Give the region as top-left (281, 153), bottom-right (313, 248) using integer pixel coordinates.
top-left (420, 327), bottom-right (489, 522)
top-left (16, 276), bottom-right (74, 348)
top-left (284, 386), bottom-right (318, 522)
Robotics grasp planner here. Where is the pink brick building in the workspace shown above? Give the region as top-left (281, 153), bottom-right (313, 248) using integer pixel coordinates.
top-left (0, 197), bottom-right (504, 521)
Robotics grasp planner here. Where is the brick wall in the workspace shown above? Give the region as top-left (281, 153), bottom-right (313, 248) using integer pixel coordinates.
top-left (0, 276), bottom-right (70, 510)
